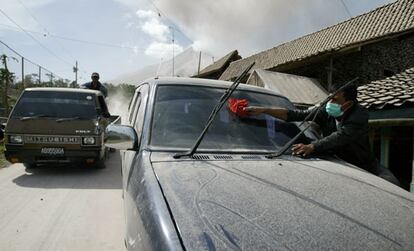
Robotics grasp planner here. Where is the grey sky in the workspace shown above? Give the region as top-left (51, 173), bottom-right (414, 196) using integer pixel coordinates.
top-left (0, 0), bottom-right (395, 82)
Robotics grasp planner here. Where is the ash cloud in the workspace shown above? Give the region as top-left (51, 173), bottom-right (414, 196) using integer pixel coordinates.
top-left (153, 0), bottom-right (394, 57)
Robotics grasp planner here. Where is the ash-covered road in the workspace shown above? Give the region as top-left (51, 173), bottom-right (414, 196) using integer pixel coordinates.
top-left (0, 152), bottom-right (124, 251)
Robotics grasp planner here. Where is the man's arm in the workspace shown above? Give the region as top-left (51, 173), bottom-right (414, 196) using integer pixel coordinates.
top-left (100, 85), bottom-right (108, 97)
top-left (291, 121), bottom-right (366, 157)
top-left (245, 106), bottom-right (289, 120)
top-left (312, 121), bottom-right (367, 153)
top-left (246, 106), bottom-right (325, 124)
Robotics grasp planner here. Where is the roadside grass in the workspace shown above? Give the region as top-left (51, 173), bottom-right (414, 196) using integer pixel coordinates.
top-left (0, 142), bottom-right (9, 168)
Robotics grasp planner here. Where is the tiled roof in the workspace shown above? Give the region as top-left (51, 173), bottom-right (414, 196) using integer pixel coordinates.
top-left (358, 67), bottom-right (414, 109)
top-left (247, 69), bottom-right (328, 106)
top-left (195, 50), bottom-right (240, 77)
top-left (220, 0), bottom-right (414, 81)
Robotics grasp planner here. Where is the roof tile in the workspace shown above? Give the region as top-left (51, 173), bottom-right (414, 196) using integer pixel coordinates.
top-left (220, 0), bottom-right (414, 80)
top-left (358, 66), bottom-right (414, 110)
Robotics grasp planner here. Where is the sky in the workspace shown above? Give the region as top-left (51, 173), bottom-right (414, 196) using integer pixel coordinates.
top-left (0, 0), bottom-right (395, 83)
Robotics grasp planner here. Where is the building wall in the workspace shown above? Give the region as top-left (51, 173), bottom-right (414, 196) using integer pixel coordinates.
top-left (282, 33), bottom-right (414, 89)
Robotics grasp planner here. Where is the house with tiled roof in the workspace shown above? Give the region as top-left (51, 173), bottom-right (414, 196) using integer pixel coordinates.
top-left (357, 67), bottom-right (414, 191)
top-left (218, 0), bottom-right (414, 191)
top-left (246, 69), bottom-right (328, 108)
top-left (358, 67), bottom-right (414, 110)
top-left (194, 50), bottom-right (241, 79)
top-left (220, 0), bottom-right (414, 89)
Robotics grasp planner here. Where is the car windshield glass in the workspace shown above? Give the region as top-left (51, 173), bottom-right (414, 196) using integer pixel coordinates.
top-left (150, 85), bottom-right (313, 152)
top-left (11, 91), bottom-right (97, 119)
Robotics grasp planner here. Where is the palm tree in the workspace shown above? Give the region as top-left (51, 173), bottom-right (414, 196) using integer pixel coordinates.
top-left (0, 54), bottom-right (16, 116)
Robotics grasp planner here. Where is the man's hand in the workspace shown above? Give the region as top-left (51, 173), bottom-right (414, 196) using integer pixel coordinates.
top-left (291, 143), bottom-right (315, 157)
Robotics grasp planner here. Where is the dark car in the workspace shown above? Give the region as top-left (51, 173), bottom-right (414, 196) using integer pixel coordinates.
top-left (5, 87), bottom-right (120, 168)
top-left (106, 77), bottom-right (414, 251)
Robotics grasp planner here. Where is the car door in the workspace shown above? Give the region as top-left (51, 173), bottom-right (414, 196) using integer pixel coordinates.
top-left (123, 83), bottom-right (150, 249)
top-left (122, 83), bottom-right (149, 194)
top-left (121, 86), bottom-right (142, 186)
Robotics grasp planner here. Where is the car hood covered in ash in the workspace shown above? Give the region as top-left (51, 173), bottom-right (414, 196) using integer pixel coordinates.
top-left (151, 153), bottom-right (414, 250)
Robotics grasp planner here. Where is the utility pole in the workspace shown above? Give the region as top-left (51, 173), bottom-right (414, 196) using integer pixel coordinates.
top-left (73, 61), bottom-right (78, 85)
top-left (1, 55), bottom-right (10, 116)
top-left (197, 51), bottom-right (202, 75)
top-left (38, 66), bottom-right (41, 85)
top-left (169, 26), bottom-right (175, 77)
top-left (172, 28), bottom-right (175, 77)
top-left (21, 57), bottom-right (25, 90)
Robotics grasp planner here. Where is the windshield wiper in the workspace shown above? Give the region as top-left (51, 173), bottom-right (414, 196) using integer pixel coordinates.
top-left (20, 114), bottom-right (53, 121)
top-left (56, 116), bottom-right (81, 123)
top-left (174, 62), bottom-right (255, 159)
top-left (265, 77), bottom-right (359, 159)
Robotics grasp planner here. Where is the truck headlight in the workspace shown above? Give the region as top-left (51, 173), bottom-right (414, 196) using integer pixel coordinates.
top-left (9, 135), bottom-right (23, 144)
top-left (82, 137), bottom-right (96, 145)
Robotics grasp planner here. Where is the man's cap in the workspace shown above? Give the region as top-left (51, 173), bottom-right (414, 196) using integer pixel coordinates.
top-left (91, 72), bottom-right (100, 78)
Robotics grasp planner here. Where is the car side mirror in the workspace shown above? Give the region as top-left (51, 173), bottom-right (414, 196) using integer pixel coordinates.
top-left (105, 124), bottom-right (138, 150)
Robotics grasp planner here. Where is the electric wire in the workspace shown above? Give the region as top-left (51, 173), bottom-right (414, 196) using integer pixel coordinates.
top-left (16, 0), bottom-right (78, 67)
top-left (0, 7), bottom-right (74, 68)
top-left (339, 0), bottom-right (353, 18)
top-left (0, 23), bottom-right (176, 53)
top-left (0, 39), bottom-right (64, 79)
top-left (144, 0), bottom-right (193, 43)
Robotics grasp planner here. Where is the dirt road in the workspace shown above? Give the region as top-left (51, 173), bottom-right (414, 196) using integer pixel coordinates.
top-left (0, 152), bottom-right (124, 251)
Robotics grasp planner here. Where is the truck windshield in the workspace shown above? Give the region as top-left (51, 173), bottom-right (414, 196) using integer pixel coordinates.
top-left (150, 85), bottom-right (312, 152)
top-left (11, 91), bottom-right (98, 119)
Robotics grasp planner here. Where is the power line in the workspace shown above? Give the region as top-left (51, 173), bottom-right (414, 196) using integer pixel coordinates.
top-left (16, 0), bottom-right (49, 35)
top-left (0, 23), bottom-right (177, 53)
top-left (144, 0), bottom-right (193, 43)
top-left (339, 0), bottom-right (353, 18)
top-left (16, 0), bottom-right (77, 64)
top-left (0, 7), bottom-right (75, 68)
top-left (0, 39), bottom-right (64, 79)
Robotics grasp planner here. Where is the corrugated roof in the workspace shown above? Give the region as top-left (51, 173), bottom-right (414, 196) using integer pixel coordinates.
top-left (358, 67), bottom-right (414, 109)
top-left (220, 0), bottom-right (414, 81)
top-left (195, 50), bottom-right (240, 77)
top-left (246, 69), bottom-right (328, 106)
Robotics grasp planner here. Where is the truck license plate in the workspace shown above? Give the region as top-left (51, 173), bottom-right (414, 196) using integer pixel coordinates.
top-left (41, 148), bottom-right (64, 155)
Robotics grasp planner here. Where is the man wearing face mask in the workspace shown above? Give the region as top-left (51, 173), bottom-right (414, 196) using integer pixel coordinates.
top-left (245, 83), bottom-right (381, 176)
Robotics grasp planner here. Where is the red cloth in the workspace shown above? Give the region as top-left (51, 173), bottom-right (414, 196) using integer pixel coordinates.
top-left (228, 98), bottom-right (249, 117)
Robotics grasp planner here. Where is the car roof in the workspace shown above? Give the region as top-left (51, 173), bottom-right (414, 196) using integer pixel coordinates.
top-left (24, 87), bottom-right (102, 96)
top-left (143, 77), bottom-right (286, 98)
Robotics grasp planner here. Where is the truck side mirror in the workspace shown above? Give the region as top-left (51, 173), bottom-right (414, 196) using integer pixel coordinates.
top-left (105, 124), bottom-right (138, 150)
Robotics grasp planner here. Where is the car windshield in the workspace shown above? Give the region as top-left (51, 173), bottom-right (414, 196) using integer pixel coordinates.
top-left (11, 91), bottom-right (98, 119)
top-left (150, 85), bottom-right (313, 152)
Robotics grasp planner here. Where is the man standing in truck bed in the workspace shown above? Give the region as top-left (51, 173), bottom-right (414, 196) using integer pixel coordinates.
top-left (81, 72), bottom-right (108, 97)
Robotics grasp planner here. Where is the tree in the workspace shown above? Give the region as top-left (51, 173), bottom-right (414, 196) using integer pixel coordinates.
top-left (0, 54), bottom-right (16, 116)
top-left (54, 78), bottom-right (70, 87)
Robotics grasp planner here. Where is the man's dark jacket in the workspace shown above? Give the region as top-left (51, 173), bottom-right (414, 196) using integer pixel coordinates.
top-left (81, 81), bottom-right (108, 97)
top-left (287, 103), bottom-right (379, 174)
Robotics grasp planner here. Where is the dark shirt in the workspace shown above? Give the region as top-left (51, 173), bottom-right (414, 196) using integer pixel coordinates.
top-left (81, 81), bottom-right (108, 97)
top-left (287, 103), bottom-right (379, 174)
